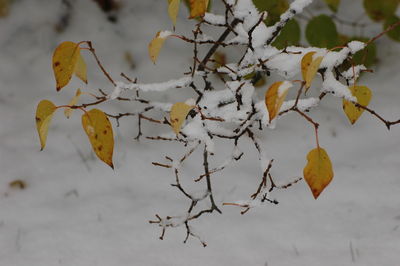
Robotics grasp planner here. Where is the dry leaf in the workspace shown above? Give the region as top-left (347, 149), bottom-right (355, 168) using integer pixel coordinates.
top-left (0, 0), bottom-right (10, 17)
top-left (148, 31), bottom-right (171, 64)
top-left (168, 0), bottom-right (181, 27)
top-left (301, 51), bottom-right (324, 91)
top-left (9, 180), bottom-right (26, 190)
top-left (82, 109), bottom-right (114, 168)
top-left (189, 0), bottom-right (209, 18)
top-left (52, 41), bottom-right (81, 91)
top-left (170, 102), bottom-right (194, 134)
top-left (343, 85), bottom-right (372, 125)
top-left (64, 88), bottom-right (82, 118)
top-left (265, 81), bottom-right (292, 122)
top-left (35, 100), bottom-right (57, 151)
top-left (303, 147), bottom-right (334, 199)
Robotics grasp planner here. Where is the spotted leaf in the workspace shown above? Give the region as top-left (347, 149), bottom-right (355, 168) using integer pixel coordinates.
top-left (52, 41), bottom-right (85, 91)
top-left (82, 109), bottom-right (114, 169)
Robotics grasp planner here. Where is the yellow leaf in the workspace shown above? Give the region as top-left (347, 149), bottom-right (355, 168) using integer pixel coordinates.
top-left (170, 102), bottom-right (194, 134)
top-left (189, 0), bottom-right (209, 18)
top-left (82, 109), bottom-right (114, 169)
top-left (343, 85), bottom-right (372, 125)
top-left (52, 41), bottom-right (82, 91)
top-left (265, 81), bottom-right (292, 122)
top-left (168, 0), bottom-right (181, 27)
top-left (148, 31), bottom-right (170, 64)
top-left (35, 100), bottom-right (57, 151)
top-left (64, 88), bottom-right (82, 119)
top-left (74, 53), bottom-right (87, 84)
top-left (303, 147), bottom-right (334, 199)
top-left (301, 52), bottom-right (324, 91)
top-left (301, 52), bottom-right (315, 81)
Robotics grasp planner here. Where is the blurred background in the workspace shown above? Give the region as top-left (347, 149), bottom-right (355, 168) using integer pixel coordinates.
top-left (0, 0), bottom-right (400, 265)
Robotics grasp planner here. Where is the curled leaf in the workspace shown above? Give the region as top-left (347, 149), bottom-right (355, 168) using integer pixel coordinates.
top-left (74, 53), bottom-right (87, 84)
top-left (188, 0), bottom-right (209, 18)
top-left (301, 52), bottom-right (324, 91)
top-left (52, 41), bottom-right (84, 91)
top-left (82, 109), bottom-right (114, 168)
top-left (168, 0), bottom-right (181, 27)
top-left (170, 102), bottom-right (195, 134)
top-left (64, 88), bottom-right (82, 119)
top-left (35, 100), bottom-right (57, 151)
top-left (343, 85), bottom-right (372, 125)
top-left (265, 81), bottom-right (292, 122)
top-left (148, 31), bottom-right (171, 64)
top-left (303, 147), bottom-right (334, 199)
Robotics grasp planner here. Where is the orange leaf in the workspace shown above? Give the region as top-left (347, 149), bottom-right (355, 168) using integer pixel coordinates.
top-left (303, 147), bottom-right (334, 199)
top-left (82, 109), bottom-right (115, 169)
top-left (265, 81), bottom-right (292, 122)
top-left (35, 100), bottom-right (57, 150)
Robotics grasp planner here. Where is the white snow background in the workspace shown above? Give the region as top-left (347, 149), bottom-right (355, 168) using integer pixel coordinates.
top-left (0, 0), bottom-right (400, 265)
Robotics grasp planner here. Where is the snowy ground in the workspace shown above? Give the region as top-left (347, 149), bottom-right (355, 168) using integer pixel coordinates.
top-left (0, 0), bottom-right (400, 265)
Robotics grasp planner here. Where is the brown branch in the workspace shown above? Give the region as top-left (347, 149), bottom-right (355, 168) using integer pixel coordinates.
top-left (84, 41), bottom-right (116, 86)
top-left (197, 19), bottom-right (240, 72)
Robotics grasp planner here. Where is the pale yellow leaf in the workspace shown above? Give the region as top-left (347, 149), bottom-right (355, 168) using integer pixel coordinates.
top-left (82, 109), bottom-right (114, 169)
top-left (52, 41), bottom-right (82, 91)
top-left (168, 0), bottom-right (181, 27)
top-left (303, 147), bottom-right (334, 199)
top-left (343, 85), bottom-right (372, 125)
top-left (74, 53), bottom-right (87, 84)
top-left (189, 0), bottom-right (209, 18)
top-left (301, 52), bottom-right (324, 91)
top-left (35, 100), bottom-right (57, 151)
top-left (170, 102), bottom-right (194, 134)
top-left (265, 81), bottom-right (292, 122)
top-left (148, 31), bottom-right (170, 64)
top-left (64, 88), bottom-right (82, 119)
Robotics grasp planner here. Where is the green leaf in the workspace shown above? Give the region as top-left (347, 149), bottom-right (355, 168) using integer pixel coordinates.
top-left (384, 15), bottom-right (400, 42)
top-left (253, 0), bottom-right (289, 26)
top-left (324, 0), bottom-right (340, 13)
top-left (350, 37), bottom-right (377, 67)
top-left (306, 15), bottom-right (338, 48)
top-left (363, 0), bottom-right (398, 22)
top-left (272, 19), bottom-right (301, 49)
